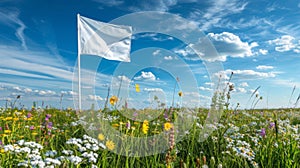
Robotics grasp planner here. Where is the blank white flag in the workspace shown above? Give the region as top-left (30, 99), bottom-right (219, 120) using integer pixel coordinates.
top-left (78, 15), bottom-right (132, 62)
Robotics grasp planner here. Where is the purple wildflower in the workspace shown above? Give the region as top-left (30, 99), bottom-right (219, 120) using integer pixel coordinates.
top-left (269, 122), bottom-right (275, 129)
top-left (260, 128), bottom-right (266, 138)
top-left (27, 113), bottom-right (32, 118)
top-left (30, 126), bottom-right (35, 130)
top-left (164, 112), bottom-right (168, 120)
top-left (126, 121), bottom-right (131, 129)
top-left (46, 114), bottom-right (51, 119)
top-left (47, 122), bottom-right (53, 129)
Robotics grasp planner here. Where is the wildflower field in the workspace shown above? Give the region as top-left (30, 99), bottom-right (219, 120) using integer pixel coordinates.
top-left (1, 104), bottom-right (300, 168)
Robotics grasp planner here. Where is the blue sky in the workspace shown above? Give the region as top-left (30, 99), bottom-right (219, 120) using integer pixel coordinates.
top-left (0, 0), bottom-right (300, 109)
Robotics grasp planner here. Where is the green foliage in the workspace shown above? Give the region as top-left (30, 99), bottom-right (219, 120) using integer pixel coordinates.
top-left (0, 107), bottom-right (300, 167)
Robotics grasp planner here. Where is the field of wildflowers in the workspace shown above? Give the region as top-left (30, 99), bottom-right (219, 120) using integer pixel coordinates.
top-left (1, 102), bottom-right (300, 167)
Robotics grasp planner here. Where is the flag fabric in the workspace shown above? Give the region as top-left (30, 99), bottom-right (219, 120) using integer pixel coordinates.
top-left (135, 84), bottom-right (140, 92)
top-left (78, 15), bottom-right (132, 62)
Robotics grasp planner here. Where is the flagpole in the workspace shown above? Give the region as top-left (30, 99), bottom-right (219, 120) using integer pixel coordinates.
top-left (77, 14), bottom-right (82, 111)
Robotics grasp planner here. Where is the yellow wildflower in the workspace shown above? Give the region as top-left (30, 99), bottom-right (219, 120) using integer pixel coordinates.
top-left (98, 134), bottom-right (105, 141)
top-left (112, 123), bottom-right (120, 128)
top-left (164, 122), bottom-right (173, 131)
top-left (135, 84), bottom-right (140, 92)
top-left (109, 96), bottom-right (118, 105)
top-left (0, 148), bottom-right (5, 153)
top-left (31, 132), bottom-right (38, 136)
top-left (4, 130), bottom-right (12, 134)
top-left (106, 140), bottom-right (115, 150)
top-left (142, 120), bottom-right (149, 134)
top-left (5, 117), bottom-right (13, 121)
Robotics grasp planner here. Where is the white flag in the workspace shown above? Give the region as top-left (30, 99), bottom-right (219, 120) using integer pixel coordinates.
top-left (78, 15), bottom-right (132, 62)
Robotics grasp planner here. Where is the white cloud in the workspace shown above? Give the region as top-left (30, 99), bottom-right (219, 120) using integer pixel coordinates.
top-left (117, 75), bottom-right (131, 83)
top-left (0, 10), bottom-right (27, 50)
top-left (199, 95), bottom-right (211, 100)
top-left (0, 45), bottom-right (75, 91)
top-left (38, 90), bottom-right (56, 96)
top-left (218, 69), bottom-right (277, 79)
top-left (134, 71), bottom-right (156, 81)
top-left (164, 56), bottom-right (173, 60)
top-left (153, 49), bottom-right (161, 56)
top-left (256, 65), bottom-right (274, 70)
top-left (239, 82), bottom-right (249, 87)
top-left (93, 0), bottom-right (197, 12)
top-left (87, 94), bottom-right (103, 101)
top-left (258, 49), bottom-right (268, 55)
top-left (24, 88), bottom-right (32, 93)
top-left (173, 46), bottom-right (201, 61)
top-left (93, 0), bottom-right (123, 7)
top-left (250, 42), bottom-right (259, 48)
top-left (144, 88), bottom-right (163, 92)
top-left (236, 87), bottom-right (247, 93)
top-left (61, 91), bottom-right (77, 96)
top-left (174, 48), bottom-right (193, 57)
top-left (194, 0), bottom-right (248, 31)
top-left (207, 32), bottom-right (257, 61)
top-left (205, 82), bottom-right (215, 87)
top-left (248, 89), bottom-right (259, 95)
top-left (269, 35), bottom-right (299, 53)
top-left (199, 86), bottom-right (213, 91)
top-left (12, 86), bottom-right (22, 91)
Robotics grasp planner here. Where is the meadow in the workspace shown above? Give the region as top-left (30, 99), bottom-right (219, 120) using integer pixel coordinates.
top-left (1, 99), bottom-right (300, 168)
top-left (1, 76), bottom-right (300, 168)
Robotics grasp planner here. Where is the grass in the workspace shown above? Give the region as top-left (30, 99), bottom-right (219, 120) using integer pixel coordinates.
top-left (0, 105), bottom-right (300, 168)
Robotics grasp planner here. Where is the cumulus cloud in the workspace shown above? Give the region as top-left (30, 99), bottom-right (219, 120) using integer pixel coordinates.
top-left (235, 87), bottom-right (247, 93)
top-left (207, 32), bottom-right (257, 61)
top-left (256, 65), bottom-right (274, 70)
top-left (117, 75), bottom-right (131, 83)
top-left (12, 86), bottom-right (22, 92)
top-left (258, 49), bottom-right (268, 55)
top-left (153, 49), bottom-right (161, 56)
top-left (216, 69), bottom-right (277, 80)
top-left (87, 94), bottom-right (103, 101)
top-left (204, 82), bottom-right (215, 87)
top-left (144, 88), bottom-right (163, 92)
top-left (174, 48), bottom-right (193, 57)
top-left (37, 90), bottom-right (56, 96)
top-left (24, 88), bottom-right (32, 93)
top-left (134, 71), bottom-right (156, 81)
top-left (269, 35), bottom-right (300, 53)
top-left (61, 91), bottom-right (77, 96)
top-left (249, 89), bottom-right (259, 95)
top-left (163, 56), bottom-right (173, 60)
top-left (239, 82), bottom-right (249, 87)
top-left (173, 46), bottom-right (202, 61)
top-left (199, 86), bottom-right (212, 91)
